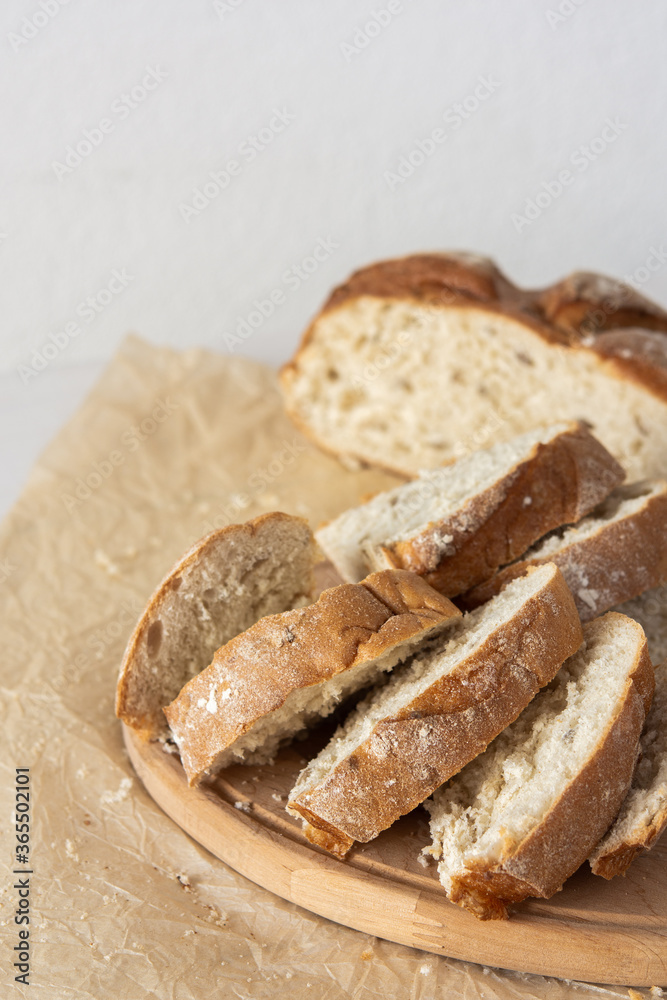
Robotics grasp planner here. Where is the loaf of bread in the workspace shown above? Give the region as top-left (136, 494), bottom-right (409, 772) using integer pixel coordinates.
top-left (164, 570), bottom-right (461, 785)
top-left (590, 659), bottom-right (667, 878)
top-left (280, 253), bottom-right (667, 479)
top-left (116, 512), bottom-right (315, 738)
top-left (462, 479), bottom-right (667, 618)
top-left (426, 613), bottom-right (653, 920)
top-left (315, 422), bottom-right (624, 597)
top-left (287, 563), bottom-right (582, 857)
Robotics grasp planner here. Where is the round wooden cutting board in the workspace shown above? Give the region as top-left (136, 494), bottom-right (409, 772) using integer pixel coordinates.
top-left (124, 721), bottom-right (667, 988)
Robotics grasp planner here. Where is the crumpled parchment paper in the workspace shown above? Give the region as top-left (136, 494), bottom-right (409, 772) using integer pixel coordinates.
top-left (0, 334), bottom-right (660, 1000)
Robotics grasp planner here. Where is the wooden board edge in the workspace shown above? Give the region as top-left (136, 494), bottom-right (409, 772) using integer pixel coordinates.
top-left (122, 724), bottom-right (667, 987)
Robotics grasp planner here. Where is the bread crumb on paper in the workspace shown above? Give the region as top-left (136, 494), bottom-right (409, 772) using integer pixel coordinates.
top-left (257, 492), bottom-right (279, 508)
top-left (65, 839), bottom-right (79, 861)
top-left (204, 904), bottom-right (226, 927)
top-left (94, 549), bottom-right (120, 577)
top-left (361, 949), bottom-right (373, 961)
top-left (100, 777), bottom-right (133, 804)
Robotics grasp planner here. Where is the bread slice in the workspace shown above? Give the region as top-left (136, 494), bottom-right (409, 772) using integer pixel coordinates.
top-left (164, 570), bottom-right (461, 785)
top-left (426, 613), bottom-right (654, 920)
top-left (590, 658), bottom-right (667, 878)
top-left (287, 563), bottom-right (582, 857)
top-left (315, 422), bottom-right (624, 597)
top-left (116, 512), bottom-right (315, 738)
top-left (280, 253), bottom-right (667, 479)
top-left (614, 584), bottom-right (667, 665)
top-left (462, 480), bottom-right (667, 619)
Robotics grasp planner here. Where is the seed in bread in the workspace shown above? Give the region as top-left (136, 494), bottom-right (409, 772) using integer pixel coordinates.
top-left (116, 512), bottom-right (315, 738)
top-left (590, 658), bottom-right (667, 879)
top-left (280, 253), bottom-right (667, 479)
top-left (164, 570), bottom-right (461, 785)
top-left (426, 613), bottom-right (654, 920)
top-left (316, 422), bottom-right (624, 597)
top-left (287, 562), bottom-right (582, 858)
top-left (462, 479), bottom-right (667, 619)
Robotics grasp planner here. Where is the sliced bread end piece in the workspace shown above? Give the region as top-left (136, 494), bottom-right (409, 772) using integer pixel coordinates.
top-left (287, 562), bottom-right (582, 856)
top-left (590, 658), bottom-right (667, 879)
top-left (116, 512), bottom-right (315, 738)
top-left (164, 570), bottom-right (461, 784)
top-left (427, 613), bottom-right (653, 920)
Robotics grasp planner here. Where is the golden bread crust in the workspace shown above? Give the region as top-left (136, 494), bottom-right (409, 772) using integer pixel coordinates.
top-left (164, 570), bottom-right (461, 785)
top-left (462, 481), bottom-right (667, 618)
top-left (288, 565), bottom-right (582, 855)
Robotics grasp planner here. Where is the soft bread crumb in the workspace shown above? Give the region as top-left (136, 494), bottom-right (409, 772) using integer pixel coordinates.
top-left (590, 659), bottom-right (667, 876)
top-left (291, 565), bottom-right (561, 794)
top-left (427, 614), bottom-right (650, 914)
top-left (282, 291), bottom-right (667, 479)
top-left (288, 563), bottom-right (582, 853)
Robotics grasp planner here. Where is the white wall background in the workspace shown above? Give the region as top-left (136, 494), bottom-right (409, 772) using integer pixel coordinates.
top-left (1, 0), bottom-right (666, 511)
